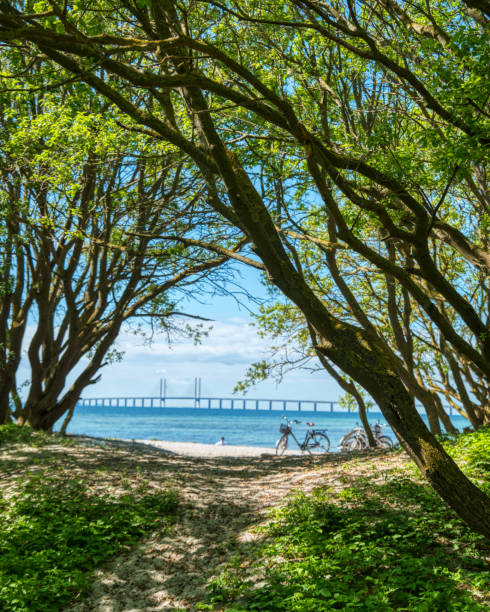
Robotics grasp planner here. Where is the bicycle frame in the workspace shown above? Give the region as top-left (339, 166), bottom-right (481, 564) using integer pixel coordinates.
top-left (287, 429), bottom-right (311, 451)
top-left (339, 422), bottom-right (392, 451)
top-left (280, 417), bottom-right (326, 452)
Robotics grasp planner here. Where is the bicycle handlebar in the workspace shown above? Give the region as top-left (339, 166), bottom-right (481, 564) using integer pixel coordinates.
top-left (282, 416), bottom-right (301, 423)
top-left (281, 415), bottom-right (315, 426)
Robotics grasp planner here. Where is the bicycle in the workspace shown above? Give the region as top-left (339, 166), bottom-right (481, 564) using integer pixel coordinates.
top-left (339, 421), bottom-right (393, 452)
top-left (276, 415), bottom-right (330, 455)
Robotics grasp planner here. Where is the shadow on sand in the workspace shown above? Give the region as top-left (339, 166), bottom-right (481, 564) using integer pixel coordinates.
top-left (0, 434), bottom-right (404, 611)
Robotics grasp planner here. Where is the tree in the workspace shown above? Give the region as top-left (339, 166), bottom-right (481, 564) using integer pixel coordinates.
top-left (0, 69), bottom-right (244, 429)
top-left (244, 212), bottom-right (473, 433)
top-left (0, 0), bottom-right (488, 536)
top-left (234, 301), bottom-right (378, 447)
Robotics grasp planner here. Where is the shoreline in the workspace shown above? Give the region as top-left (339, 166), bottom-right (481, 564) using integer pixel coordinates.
top-left (132, 439), bottom-right (306, 457)
top-left (69, 434), bottom-right (305, 457)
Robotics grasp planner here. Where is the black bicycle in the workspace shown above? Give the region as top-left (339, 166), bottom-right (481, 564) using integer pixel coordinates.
top-left (276, 415), bottom-right (330, 455)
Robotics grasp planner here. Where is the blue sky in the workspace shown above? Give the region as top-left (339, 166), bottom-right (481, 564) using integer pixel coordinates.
top-left (90, 264), bottom-right (342, 401)
top-left (17, 263), bottom-right (342, 402)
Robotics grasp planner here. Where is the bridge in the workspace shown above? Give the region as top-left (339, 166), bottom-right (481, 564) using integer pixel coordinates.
top-left (76, 378), bottom-right (455, 414)
top-left (77, 377), bottom-right (344, 412)
top-left (76, 393), bottom-right (462, 415)
top-left (76, 395), bottom-right (340, 412)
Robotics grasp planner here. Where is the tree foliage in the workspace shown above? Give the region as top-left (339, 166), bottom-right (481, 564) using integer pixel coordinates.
top-left (0, 57), bottom-right (244, 429)
top-left (0, 0), bottom-right (488, 535)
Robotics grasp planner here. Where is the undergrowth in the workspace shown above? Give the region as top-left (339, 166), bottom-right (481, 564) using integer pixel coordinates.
top-left (0, 423), bottom-right (46, 447)
top-left (0, 425), bottom-right (179, 612)
top-left (0, 423), bottom-right (78, 449)
top-left (199, 427), bottom-right (490, 611)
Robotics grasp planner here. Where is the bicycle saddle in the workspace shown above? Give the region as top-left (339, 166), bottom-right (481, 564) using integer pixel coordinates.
top-left (306, 421), bottom-right (314, 427)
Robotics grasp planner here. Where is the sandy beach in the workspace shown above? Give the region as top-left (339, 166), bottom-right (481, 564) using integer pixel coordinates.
top-left (71, 435), bottom-right (304, 457)
top-left (133, 439), bottom-right (305, 457)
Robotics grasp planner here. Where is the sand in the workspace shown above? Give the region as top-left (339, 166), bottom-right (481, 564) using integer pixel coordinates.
top-left (69, 435), bottom-right (305, 457)
top-left (130, 439), bottom-right (304, 457)
top-left (1, 433), bottom-right (409, 610)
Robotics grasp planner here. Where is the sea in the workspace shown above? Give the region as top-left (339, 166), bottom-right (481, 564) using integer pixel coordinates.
top-left (55, 405), bottom-right (469, 451)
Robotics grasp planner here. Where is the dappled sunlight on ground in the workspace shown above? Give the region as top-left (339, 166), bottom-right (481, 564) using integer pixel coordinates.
top-left (0, 436), bottom-right (410, 610)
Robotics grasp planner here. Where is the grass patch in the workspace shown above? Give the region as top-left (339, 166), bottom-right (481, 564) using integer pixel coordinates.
top-left (199, 428), bottom-right (490, 611)
top-left (0, 423), bottom-right (76, 449)
top-left (0, 424), bottom-right (40, 447)
top-left (0, 425), bottom-right (179, 612)
top-left (442, 427), bottom-right (490, 489)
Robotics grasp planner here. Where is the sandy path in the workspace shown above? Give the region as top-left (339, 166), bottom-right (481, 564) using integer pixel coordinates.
top-left (0, 435), bottom-right (407, 611)
top-left (72, 435), bottom-right (304, 457)
top-left (54, 437), bottom-right (406, 611)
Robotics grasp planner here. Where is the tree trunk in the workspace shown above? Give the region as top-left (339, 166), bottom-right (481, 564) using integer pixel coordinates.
top-left (0, 380), bottom-right (12, 424)
top-left (35, 394), bottom-right (79, 432)
top-left (355, 390), bottom-right (376, 447)
top-left (313, 344), bottom-right (377, 446)
top-left (317, 338), bottom-right (490, 538)
top-left (59, 402), bottom-right (76, 435)
top-left (446, 350), bottom-right (483, 429)
top-left (425, 401), bottom-right (442, 435)
top-left (24, 379), bottom-right (87, 431)
top-left (216, 147), bottom-right (490, 537)
top-left (24, 326), bottom-right (119, 430)
top-left (0, 362), bottom-right (23, 424)
top-left (433, 394), bottom-right (459, 434)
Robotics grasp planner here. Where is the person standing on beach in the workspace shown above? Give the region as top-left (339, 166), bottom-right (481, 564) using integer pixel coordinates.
top-left (215, 437), bottom-right (226, 445)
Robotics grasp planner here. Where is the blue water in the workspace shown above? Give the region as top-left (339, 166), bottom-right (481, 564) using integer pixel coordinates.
top-left (56, 405), bottom-right (469, 451)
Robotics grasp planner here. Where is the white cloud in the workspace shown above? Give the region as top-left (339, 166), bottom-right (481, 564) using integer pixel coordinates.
top-left (118, 317), bottom-right (269, 365)
top-left (17, 316), bottom-right (341, 401)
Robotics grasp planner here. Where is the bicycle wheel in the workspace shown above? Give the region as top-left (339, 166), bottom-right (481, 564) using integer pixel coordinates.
top-left (341, 432), bottom-right (367, 452)
top-left (339, 431), bottom-right (356, 452)
top-left (305, 432), bottom-right (330, 454)
top-left (376, 435), bottom-right (393, 449)
top-left (276, 435), bottom-right (288, 456)
top-left (355, 434), bottom-right (369, 450)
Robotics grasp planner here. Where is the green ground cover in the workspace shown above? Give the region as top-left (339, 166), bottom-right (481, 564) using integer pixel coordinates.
top-left (0, 425), bottom-right (179, 612)
top-left (1, 425), bottom-right (489, 611)
top-left (0, 423), bottom-right (47, 447)
top-left (199, 429), bottom-right (490, 611)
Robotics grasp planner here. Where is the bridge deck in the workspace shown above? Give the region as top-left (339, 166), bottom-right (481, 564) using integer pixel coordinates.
top-left (77, 396), bottom-right (339, 411)
top-left (76, 396), bottom-right (454, 414)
